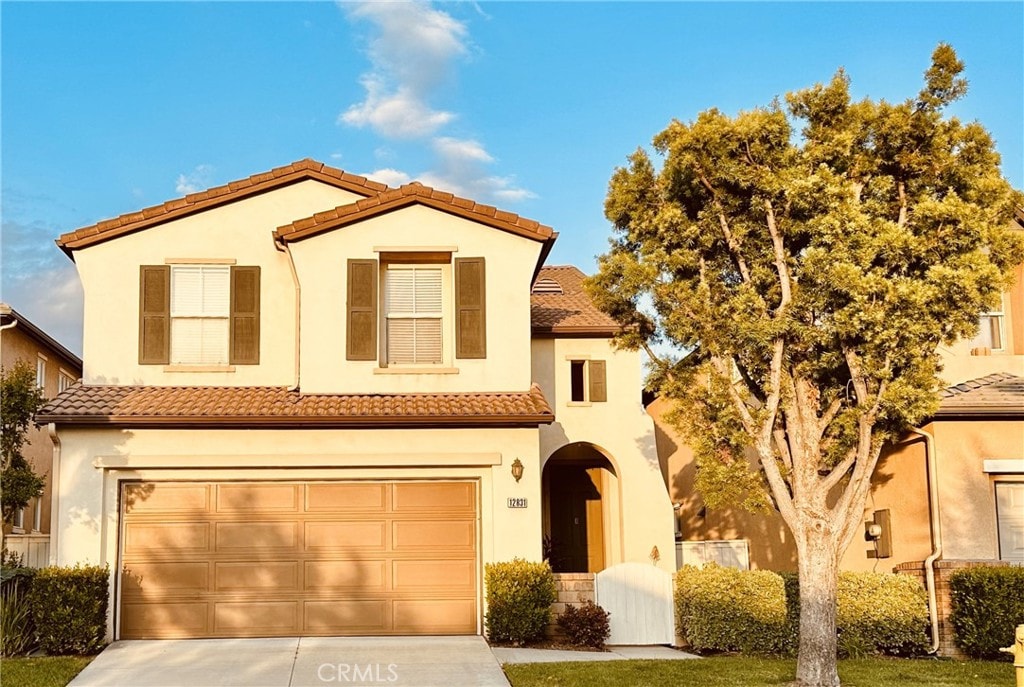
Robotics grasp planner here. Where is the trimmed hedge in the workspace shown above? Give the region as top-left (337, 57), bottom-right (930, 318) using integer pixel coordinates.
top-left (675, 564), bottom-right (789, 654)
top-left (950, 565), bottom-right (1024, 659)
top-left (484, 559), bottom-right (557, 646)
top-left (676, 565), bottom-right (928, 657)
top-left (557, 600), bottom-right (611, 649)
top-left (29, 565), bottom-right (109, 655)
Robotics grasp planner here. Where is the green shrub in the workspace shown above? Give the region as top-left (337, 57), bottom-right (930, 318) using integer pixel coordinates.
top-left (836, 572), bottom-right (929, 657)
top-left (557, 600), bottom-right (611, 649)
top-left (485, 558), bottom-right (557, 645)
top-left (1, 565), bottom-right (37, 657)
top-left (674, 564), bottom-right (789, 654)
top-left (676, 566), bottom-right (928, 657)
top-left (950, 565), bottom-right (1024, 659)
top-left (29, 564), bottom-right (109, 655)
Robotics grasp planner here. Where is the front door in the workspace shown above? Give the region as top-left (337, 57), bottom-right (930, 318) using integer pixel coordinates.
top-left (548, 466), bottom-right (605, 573)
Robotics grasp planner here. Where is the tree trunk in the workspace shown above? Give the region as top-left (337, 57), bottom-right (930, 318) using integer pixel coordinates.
top-left (794, 525), bottom-right (841, 687)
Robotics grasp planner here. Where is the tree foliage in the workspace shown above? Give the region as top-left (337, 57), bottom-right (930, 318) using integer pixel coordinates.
top-left (589, 44), bottom-right (1022, 686)
top-left (1, 361), bottom-right (47, 526)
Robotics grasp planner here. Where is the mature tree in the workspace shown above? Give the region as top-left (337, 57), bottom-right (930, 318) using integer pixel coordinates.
top-left (589, 45), bottom-right (1023, 686)
top-left (1, 362), bottom-right (47, 531)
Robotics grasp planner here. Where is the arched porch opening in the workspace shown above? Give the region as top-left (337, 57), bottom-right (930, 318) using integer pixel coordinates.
top-left (541, 442), bottom-right (619, 573)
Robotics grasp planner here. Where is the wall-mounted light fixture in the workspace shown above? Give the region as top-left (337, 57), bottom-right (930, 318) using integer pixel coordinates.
top-left (511, 458), bottom-right (524, 483)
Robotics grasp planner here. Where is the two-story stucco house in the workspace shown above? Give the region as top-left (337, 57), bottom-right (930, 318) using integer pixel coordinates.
top-left (37, 159), bottom-right (675, 641)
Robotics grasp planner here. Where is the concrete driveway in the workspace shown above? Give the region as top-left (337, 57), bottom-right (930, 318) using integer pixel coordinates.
top-left (69, 636), bottom-right (510, 687)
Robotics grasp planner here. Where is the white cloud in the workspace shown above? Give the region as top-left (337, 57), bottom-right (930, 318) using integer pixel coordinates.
top-left (433, 137), bottom-right (493, 164)
top-left (1, 218), bottom-right (84, 354)
top-left (341, 1), bottom-right (467, 138)
top-left (363, 168), bottom-right (412, 187)
top-left (175, 164), bottom-right (214, 195)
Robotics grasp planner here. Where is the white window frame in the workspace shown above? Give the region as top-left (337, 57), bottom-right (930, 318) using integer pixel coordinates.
top-left (35, 354), bottom-right (47, 391)
top-left (382, 263), bottom-right (451, 367)
top-left (970, 295), bottom-right (1006, 351)
top-left (12, 507), bottom-right (24, 532)
top-left (169, 264), bottom-right (231, 365)
top-left (995, 481), bottom-right (1024, 563)
top-left (58, 369), bottom-right (75, 393)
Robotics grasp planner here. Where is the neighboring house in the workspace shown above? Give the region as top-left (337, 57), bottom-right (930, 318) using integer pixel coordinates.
top-left (36, 159), bottom-right (675, 641)
top-left (1, 303), bottom-right (83, 565)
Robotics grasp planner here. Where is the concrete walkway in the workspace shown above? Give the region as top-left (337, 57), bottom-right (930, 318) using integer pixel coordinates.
top-left (492, 644), bottom-right (700, 664)
top-left (69, 636), bottom-right (511, 687)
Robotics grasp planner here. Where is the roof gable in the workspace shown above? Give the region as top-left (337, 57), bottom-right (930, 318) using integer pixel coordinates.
top-left (530, 265), bottom-right (621, 337)
top-left (57, 159), bottom-right (388, 256)
top-left (273, 182), bottom-right (554, 244)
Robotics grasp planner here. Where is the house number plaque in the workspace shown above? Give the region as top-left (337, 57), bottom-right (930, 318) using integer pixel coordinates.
top-left (507, 497), bottom-right (528, 508)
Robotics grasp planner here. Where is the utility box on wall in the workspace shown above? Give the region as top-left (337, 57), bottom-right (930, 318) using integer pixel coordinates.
top-left (865, 509), bottom-right (892, 559)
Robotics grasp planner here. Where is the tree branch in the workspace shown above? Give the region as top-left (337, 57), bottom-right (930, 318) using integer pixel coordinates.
top-left (718, 212), bottom-right (752, 282)
top-left (897, 181), bottom-right (908, 228)
top-left (764, 199), bottom-right (793, 310)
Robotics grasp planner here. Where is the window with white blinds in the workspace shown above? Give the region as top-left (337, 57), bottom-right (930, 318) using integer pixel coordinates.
top-left (384, 266), bottom-right (443, 365)
top-left (170, 265), bottom-right (230, 364)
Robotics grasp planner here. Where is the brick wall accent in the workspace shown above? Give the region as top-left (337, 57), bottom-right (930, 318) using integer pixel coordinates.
top-left (895, 559), bottom-right (1011, 658)
top-left (547, 572), bottom-right (596, 638)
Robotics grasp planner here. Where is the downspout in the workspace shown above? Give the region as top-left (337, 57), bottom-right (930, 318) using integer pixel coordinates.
top-left (47, 423), bottom-right (61, 566)
top-left (278, 238), bottom-right (302, 392)
top-left (908, 426), bottom-right (942, 655)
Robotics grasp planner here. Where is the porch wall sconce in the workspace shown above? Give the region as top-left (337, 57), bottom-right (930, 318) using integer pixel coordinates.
top-left (511, 458), bottom-right (524, 483)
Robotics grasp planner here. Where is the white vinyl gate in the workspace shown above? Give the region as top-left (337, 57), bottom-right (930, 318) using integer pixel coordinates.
top-left (594, 562), bottom-right (674, 645)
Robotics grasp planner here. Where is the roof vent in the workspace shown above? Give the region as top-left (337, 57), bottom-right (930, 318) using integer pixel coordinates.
top-left (532, 278), bottom-right (563, 295)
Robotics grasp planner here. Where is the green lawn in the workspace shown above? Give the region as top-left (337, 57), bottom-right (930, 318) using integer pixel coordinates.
top-left (503, 656), bottom-right (1013, 687)
top-left (0, 656), bottom-right (94, 687)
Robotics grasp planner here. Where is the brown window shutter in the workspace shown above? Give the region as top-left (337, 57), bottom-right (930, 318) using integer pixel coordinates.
top-left (588, 360), bottom-right (607, 402)
top-left (455, 257), bottom-right (486, 359)
top-left (138, 265), bottom-right (170, 364)
top-left (230, 266), bottom-right (261, 365)
top-left (347, 259), bottom-right (378, 361)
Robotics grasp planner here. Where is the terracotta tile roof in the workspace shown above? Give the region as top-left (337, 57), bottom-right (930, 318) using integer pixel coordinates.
top-left (273, 182), bottom-right (554, 244)
top-left (56, 159), bottom-right (389, 256)
top-left (36, 383), bottom-right (554, 428)
top-left (936, 372), bottom-right (1024, 417)
top-left (530, 266), bottom-right (621, 337)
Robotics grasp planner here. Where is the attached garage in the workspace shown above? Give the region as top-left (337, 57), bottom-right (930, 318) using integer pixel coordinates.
top-left (119, 480), bottom-right (479, 639)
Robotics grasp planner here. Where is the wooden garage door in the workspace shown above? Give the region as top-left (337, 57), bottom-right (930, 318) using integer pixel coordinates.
top-left (119, 481), bottom-right (478, 638)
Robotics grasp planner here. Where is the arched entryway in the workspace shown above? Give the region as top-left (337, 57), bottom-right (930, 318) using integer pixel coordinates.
top-left (542, 442), bottom-right (618, 573)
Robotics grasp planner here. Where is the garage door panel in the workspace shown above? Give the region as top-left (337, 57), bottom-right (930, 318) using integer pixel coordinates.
top-left (122, 561), bottom-right (209, 596)
top-left (120, 480), bottom-right (479, 639)
top-left (304, 600), bottom-right (389, 633)
top-left (393, 559), bottom-right (475, 590)
top-left (305, 521), bottom-right (386, 550)
top-left (215, 562), bottom-right (298, 592)
top-left (124, 522), bottom-right (209, 556)
top-left (215, 521), bottom-right (298, 550)
top-left (393, 482), bottom-right (475, 512)
top-left (393, 599), bottom-right (476, 634)
top-left (124, 483), bottom-right (209, 514)
top-left (121, 602), bottom-right (208, 637)
top-left (305, 560), bottom-right (386, 591)
top-left (214, 601), bottom-right (298, 633)
top-left (393, 520), bottom-right (475, 550)
top-left (217, 484), bottom-right (300, 512)
top-left (307, 484), bottom-right (386, 512)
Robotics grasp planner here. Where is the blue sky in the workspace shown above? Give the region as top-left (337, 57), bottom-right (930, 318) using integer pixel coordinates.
top-left (2, 1), bottom-right (1022, 355)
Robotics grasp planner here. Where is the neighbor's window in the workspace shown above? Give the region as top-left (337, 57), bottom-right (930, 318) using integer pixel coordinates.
top-left (384, 265), bottom-right (443, 365)
top-left (13, 507), bottom-right (24, 531)
top-left (970, 297), bottom-right (1005, 351)
top-left (570, 360), bottom-right (587, 402)
top-left (58, 370), bottom-right (74, 393)
top-left (995, 482), bottom-right (1024, 563)
top-left (36, 355), bottom-right (46, 390)
top-left (32, 498), bottom-right (42, 532)
top-left (170, 265), bottom-right (230, 364)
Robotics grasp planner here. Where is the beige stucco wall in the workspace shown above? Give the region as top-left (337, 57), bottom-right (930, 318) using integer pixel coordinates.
top-left (532, 338), bottom-right (676, 573)
top-left (52, 424), bottom-right (543, 640)
top-left (289, 205), bottom-right (542, 394)
top-left (651, 395), bottom-right (1024, 572)
top-left (74, 180), bottom-right (364, 387)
